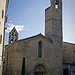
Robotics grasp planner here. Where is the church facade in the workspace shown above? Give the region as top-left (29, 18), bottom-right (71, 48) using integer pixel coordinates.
top-left (3, 0), bottom-right (75, 75)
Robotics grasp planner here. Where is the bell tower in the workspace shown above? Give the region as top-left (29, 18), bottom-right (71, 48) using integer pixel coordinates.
top-left (45, 1), bottom-right (63, 75)
top-left (9, 27), bottom-right (18, 44)
top-left (45, 0), bottom-right (62, 47)
top-left (51, 0), bottom-right (62, 10)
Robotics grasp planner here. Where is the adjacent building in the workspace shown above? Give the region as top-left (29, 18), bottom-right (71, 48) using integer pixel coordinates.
top-left (0, 0), bottom-right (9, 75)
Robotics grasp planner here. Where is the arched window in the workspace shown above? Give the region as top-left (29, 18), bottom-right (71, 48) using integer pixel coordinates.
top-left (38, 41), bottom-right (42, 58)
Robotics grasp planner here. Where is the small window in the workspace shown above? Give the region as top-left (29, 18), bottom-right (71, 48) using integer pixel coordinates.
top-left (11, 38), bottom-right (13, 41)
top-left (11, 33), bottom-right (13, 36)
top-left (38, 41), bottom-right (42, 58)
top-left (0, 35), bottom-right (2, 44)
top-left (55, 0), bottom-right (59, 5)
top-left (14, 30), bottom-right (15, 32)
top-left (3, 61), bottom-right (5, 69)
top-left (2, 10), bottom-right (4, 19)
top-left (55, 5), bottom-right (58, 9)
top-left (15, 38), bottom-right (17, 41)
top-left (73, 50), bottom-right (74, 53)
top-left (55, 0), bottom-right (59, 9)
top-left (15, 33), bottom-right (17, 36)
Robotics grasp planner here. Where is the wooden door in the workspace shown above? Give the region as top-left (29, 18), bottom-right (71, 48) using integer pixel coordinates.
top-left (36, 72), bottom-right (43, 75)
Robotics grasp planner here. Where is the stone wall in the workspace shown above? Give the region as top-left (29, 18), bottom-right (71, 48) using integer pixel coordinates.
top-left (63, 42), bottom-right (75, 64)
top-left (4, 34), bottom-right (63, 75)
top-left (63, 42), bottom-right (75, 74)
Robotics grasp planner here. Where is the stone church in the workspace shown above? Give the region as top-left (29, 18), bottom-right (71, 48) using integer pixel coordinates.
top-left (3, 0), bottom-right (75, 75)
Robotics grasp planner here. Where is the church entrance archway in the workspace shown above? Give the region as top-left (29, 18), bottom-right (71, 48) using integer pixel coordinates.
top-left (34, 64), bottom-right (46, 75)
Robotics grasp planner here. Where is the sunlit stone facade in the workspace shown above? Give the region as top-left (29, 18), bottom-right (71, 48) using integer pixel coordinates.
top-left (0, 0), bottom-right (9, 74)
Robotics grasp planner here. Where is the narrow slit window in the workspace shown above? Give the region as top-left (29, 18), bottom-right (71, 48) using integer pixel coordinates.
top-left (73, 50), bottom-right (74, 53)
top-left (38, 41), bottom-right (42, 58)
top-left (2, 10), bottom-right (4, 19)
top-left (0, 35), bottom-right (2, 44)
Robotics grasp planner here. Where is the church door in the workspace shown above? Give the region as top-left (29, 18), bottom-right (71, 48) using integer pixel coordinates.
top-left (34, 64), bottom-right (46, 75)
top-left (36, 72), bottom-right (43, 75)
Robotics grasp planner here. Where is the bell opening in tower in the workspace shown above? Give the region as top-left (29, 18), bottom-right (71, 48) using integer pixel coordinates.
top-left (55, 0), bottom-right (59, 9)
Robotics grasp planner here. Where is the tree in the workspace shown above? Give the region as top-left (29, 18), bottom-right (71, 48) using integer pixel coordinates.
top-left (21, 57), bottom-right (25, 75)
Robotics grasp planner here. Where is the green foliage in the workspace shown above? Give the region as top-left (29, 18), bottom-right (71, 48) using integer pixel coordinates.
top-left (21, 57), bottom-right (25, 75)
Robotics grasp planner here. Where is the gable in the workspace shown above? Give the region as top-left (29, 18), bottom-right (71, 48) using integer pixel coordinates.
top-left (14, 34), bottom-right (53, 59)
top-left (16, 33), bottom-right (52, 44)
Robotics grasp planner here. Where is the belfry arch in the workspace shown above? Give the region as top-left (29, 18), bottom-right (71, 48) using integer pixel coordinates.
top-left (55, 0), bottom-right (59, 9)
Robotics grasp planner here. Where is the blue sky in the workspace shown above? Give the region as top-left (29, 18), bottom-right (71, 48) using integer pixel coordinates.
top-left (5, 0), bottom-right (75, 45)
